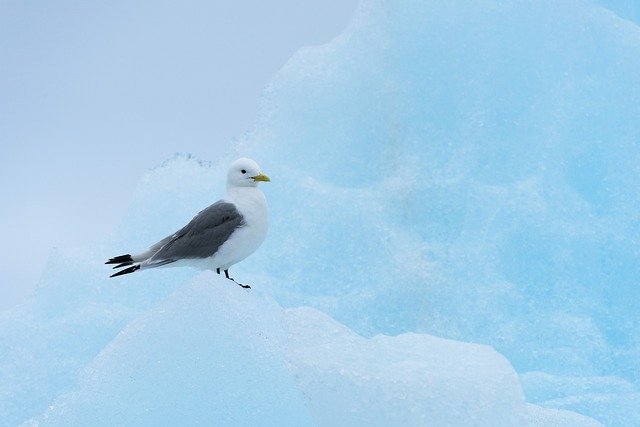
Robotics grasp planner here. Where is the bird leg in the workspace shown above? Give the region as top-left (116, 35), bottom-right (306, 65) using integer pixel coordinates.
top-left (216, 268), bottom-right (221, 275)
top-left (224, 269), bottom-right (251, 289)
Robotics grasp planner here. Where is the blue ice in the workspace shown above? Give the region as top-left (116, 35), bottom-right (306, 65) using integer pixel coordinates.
top-left (2, 0), bottom-right (640, 425)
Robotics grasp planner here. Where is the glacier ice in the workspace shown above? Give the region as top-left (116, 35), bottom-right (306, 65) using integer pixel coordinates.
top-left (238, 0), bottom-right (640, 422)
top-left (520, 372), bottom-right (640, 426)
top-left (2, 0), bottom-right (640, 425)
top-left (246, 0), bottom-right (640, 374)
top-left (0, 156), bottom-right (604, 426)
top-left (32, 275), bottom-right (312, 426)
top-left (27, 273), bottom-right (600, 426)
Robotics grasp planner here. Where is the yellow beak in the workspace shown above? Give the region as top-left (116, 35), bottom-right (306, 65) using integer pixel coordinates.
top-left (252, 173), bottom-right (271, 182)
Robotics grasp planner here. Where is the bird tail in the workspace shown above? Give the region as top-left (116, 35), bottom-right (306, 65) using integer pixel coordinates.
top-left (107, 255), bottom-right (176, 278)
top-left (105, 254), bottom-right (134, 266)
top-left (106, 254), bottom-right (139, 278)
top-left (110, 264), bottom-right (141, 278)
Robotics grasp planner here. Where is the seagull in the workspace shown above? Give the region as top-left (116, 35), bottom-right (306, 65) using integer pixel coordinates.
top-left (106, 158), bottom-right (270, 289)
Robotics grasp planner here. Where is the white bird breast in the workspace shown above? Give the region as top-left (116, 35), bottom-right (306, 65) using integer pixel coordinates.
top-left (210, 187), bottom-right (269, 270)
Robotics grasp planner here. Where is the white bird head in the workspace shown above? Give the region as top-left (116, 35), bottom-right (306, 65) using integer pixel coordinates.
top-left (227, 158), bottom-right (270, 188)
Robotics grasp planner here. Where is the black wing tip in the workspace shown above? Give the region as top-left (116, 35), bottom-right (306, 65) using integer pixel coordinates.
top-left (112, 262), bottom-right (134, 269)
top-left (110, 264), bottom-right (140, 278)
top-left (105, 254), bottom-right (133, 265)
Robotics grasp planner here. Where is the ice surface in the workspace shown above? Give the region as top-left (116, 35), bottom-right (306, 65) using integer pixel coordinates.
top-left (521, 372), bottom-right (640, 426)
top-left (246, 0), bottom-right (640, 369)
top-left (0, 156), bottom-right (601, 426)
top-left (594, 0), bottom-right (640, 24)
top-left (2, 0), bottom-right (639, 424)
top-left (26, 273), bottom-right (597, 426)
top-left (284, 307), bottom-right (527, 426)
top-left (0, 155), bottom-right (223, 426)
top-left (285, 307), bottom-right (601, 426)
top-left (32, 274), bottom-right (312, 426)
top-left (524, 404), bottom-right (603, 427)
top-left (237, 0), bottom-right (640, 422)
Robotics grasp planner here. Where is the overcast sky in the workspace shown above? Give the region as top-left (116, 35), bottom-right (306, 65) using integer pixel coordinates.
top-left (0, 0), bottom-right (358, 311)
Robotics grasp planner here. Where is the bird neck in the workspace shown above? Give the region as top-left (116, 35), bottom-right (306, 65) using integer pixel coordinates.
top-left (226, 186), bottom-right (268, 225)
top-left (227, 186), bottom-right (266, 206)
top-left (227, 184), bottom-right (257, 197)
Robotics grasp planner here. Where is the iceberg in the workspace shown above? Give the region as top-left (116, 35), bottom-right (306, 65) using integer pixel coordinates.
top-left (31, 275), bottom-right (312, 426)
top-left (240, 0), bottom-right (640, 422)
top-left (27, 273), bottom-right (599, 426)
top-left (0, 157), bottom-right (603, 426)
top-left (2, 0), bottom-right (639, 424)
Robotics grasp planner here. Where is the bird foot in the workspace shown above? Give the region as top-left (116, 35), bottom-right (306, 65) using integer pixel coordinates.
top-left (221, 269), bottom-right (251, 289)
top-left (227, 277), bottom-right (252, 289)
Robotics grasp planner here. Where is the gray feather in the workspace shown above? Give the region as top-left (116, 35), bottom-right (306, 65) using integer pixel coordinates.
top-left (148, 201), bottom-right (245, 262)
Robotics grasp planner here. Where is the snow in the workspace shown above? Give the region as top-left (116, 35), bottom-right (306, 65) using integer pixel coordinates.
top-left (2, 0), bottom-right (640, 425)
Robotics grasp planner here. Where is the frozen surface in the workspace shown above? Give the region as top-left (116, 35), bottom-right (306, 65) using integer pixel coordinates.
top-left (284, 307), bottom-right (602, 427)
top-left (521, 372), bottom-right (640, 427)
top-left (238, 0), bottom-right (640, 422)
top-left (0, 159), bottom-right (601, 426)
top-left (33, 275), bottom-right (312, 426)
top-left (27, 274), bottom-right (598, 426)
top-left (2, 0), bottom-right (639, 425)
top-left (246, 0), bottom-right (640, 374)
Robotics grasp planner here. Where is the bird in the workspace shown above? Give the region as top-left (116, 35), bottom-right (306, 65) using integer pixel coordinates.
top-left (106, 157), bottom-right (270, 289)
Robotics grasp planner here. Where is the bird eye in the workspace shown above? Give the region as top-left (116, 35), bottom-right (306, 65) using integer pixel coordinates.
top-left (241, 169), bottom-right (246, 174)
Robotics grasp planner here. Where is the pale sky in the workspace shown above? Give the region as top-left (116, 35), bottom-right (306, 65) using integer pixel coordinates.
top-left (0, 0), bottom-right (358, 311)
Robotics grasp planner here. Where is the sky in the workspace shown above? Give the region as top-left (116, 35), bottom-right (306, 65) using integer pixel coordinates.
top-left (0, 0), bottom-right (358, 311)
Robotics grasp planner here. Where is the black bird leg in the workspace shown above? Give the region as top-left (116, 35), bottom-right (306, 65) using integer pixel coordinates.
top-left (216, 268), bottom-right (221, 275)
top-left (224, 269), bottom-right (251, 289)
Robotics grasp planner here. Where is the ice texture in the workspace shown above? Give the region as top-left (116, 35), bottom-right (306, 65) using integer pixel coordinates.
top-left (2, 0), bottom-right (639, 425)
top-left (33, 275), bottom-right (312, 426)
top-left (26, 273), bottom-right (599, 426)
top-left (0, 156), bottom-right (603, 427)
top-left (520, 372), bottom-right (640, 426)
top-left (238, 0), bottom-right (640, 422)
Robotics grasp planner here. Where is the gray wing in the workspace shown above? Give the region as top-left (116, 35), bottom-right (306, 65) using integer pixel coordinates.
top-left (148, 201), bottom-right (245, 262)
